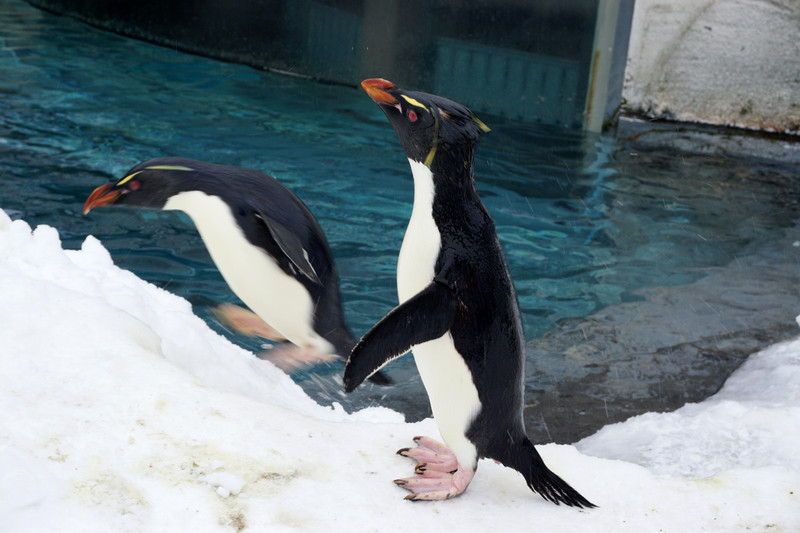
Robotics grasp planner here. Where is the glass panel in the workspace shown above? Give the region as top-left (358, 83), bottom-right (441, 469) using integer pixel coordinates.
top-left (29, 0), bottom-right (600, 127)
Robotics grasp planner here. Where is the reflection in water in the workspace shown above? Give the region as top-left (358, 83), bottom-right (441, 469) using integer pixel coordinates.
top-left (2, 0), bottom-right (799, 442)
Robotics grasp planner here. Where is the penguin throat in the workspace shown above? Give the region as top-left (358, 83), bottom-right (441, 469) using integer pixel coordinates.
top-left (398, 159), bottom-right (441, 302)
top-left (408, 158), bottom-right (436, 213)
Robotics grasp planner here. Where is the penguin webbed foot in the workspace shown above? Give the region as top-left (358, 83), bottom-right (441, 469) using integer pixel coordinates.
top-left (213, 302), bottom-right (392, 384)
top-left (397, 436), bottom-right (458, 472)
top-left (394, 436), bottom-right (474, 501)
top-left (212, 303), bottom-right (287, 341)
top-left (394, 467), bottom-right (475, 501)
top-left (258, 344), bottom-right (338, 372)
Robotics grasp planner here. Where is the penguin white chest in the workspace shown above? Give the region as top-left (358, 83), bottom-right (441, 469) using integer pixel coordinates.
top-left (163, 191), bottom-right (331, 354)
top-left (397, 160), bottom-right (441, 300)
top-left (398, 159), bottom-right (481, 468)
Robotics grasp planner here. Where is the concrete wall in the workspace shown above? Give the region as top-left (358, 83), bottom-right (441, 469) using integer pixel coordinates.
top-left (622, 0), bottom-right (800, 134)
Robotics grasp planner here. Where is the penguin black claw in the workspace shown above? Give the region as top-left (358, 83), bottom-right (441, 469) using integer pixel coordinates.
top-left (84, 157), bottom-right (391, 385)
top-left (347, 79), bottom-right (593, 506)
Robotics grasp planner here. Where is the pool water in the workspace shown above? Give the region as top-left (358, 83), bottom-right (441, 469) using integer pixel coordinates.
top-left (3, 0), bottom-right (799, 442)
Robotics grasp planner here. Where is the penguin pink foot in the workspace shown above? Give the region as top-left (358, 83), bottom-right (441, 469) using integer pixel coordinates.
top-left (397, 436), bottom-right (458, 472)
top-left (394, 436), bottom-right (475, 500)
top-left (259, 344), bottom-right (337, 372)
top-left (214, 303), bottom-right (335, 370)
top-left (213, 303), bottom-right (287, 341)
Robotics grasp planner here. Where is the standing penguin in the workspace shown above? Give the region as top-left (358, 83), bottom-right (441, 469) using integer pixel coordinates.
top-left (84, 157), bottom-right (389, 384)
top-left (343, 79), bottom-right (593, 506)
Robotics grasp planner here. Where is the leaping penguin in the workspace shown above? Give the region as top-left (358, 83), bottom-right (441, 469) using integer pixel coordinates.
top-left (84, 156), bottom-right (390, 385)
top-left (343, 79), bottom-right (594, 507)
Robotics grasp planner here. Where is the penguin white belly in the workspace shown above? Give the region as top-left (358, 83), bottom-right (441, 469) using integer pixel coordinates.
top-left (163, 191), bottom-right (333, 354)
top-left (399, 159), bottom-right (481, 467)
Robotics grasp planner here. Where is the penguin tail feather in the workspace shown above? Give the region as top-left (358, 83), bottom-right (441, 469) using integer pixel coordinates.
top-left (507, 438), bottom-right (596, 509)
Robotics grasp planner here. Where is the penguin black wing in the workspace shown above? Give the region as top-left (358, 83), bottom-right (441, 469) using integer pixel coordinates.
top-left (343, 280), bottom-right (457, 392)
top-left (248, 200), bottom-right (321, 285)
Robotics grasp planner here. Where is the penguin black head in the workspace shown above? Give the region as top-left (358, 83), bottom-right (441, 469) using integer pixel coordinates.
top-left (361, 78), bottom-right (490, 168)
top-left (83, 158), bottom-right (192, 214)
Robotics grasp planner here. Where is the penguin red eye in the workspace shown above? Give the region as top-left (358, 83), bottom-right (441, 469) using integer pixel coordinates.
top-left (408, 110), bottom-right (418, 122)
top-left (128, 180), bottom-right (141, 191)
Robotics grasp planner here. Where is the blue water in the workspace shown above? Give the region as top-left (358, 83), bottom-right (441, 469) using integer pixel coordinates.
top-left (3, 0), bottom-right (799, 439)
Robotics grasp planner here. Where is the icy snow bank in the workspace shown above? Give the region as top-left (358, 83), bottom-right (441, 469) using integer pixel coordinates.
top-left (0, 209), bottom-right (797, 532)
top-left (579, 333), bottom-right (800, 477)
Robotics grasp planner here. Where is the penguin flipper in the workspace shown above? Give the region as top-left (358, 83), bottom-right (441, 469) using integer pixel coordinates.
top-left (250, 205), bottom-right (321, 285)
top-left (343, 281), bottom-right (457, 392)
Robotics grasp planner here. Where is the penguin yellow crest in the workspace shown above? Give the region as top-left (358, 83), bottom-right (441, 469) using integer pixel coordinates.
top-left (116, 165), bottom-right (194, 186)
top-left (401, 95), bottom-right (427, 110)
top-left (473, 115), bottom-right (490, 133)
top-left (116, 170), bottom-right (142, 186)
top-left (145, 165), bottom-right (195, 171)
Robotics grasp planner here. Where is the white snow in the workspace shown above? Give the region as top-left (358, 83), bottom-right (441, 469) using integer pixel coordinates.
top-left (199, 471), bottom-right (247, 498)
top-left (0, 208), bottom-right (797, 532)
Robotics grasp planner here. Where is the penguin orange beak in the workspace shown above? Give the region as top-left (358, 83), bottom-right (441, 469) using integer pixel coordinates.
top-left (361, 78), bottom-right (398, 105)
top-left (83, 183), bottom-right (121, 214)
